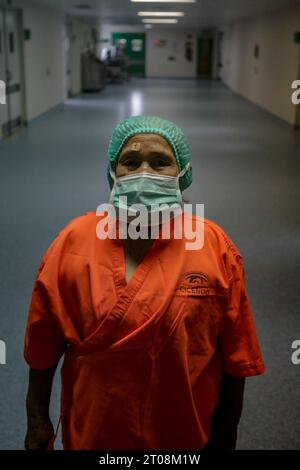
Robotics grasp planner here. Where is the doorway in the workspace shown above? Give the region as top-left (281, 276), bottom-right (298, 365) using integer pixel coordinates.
top-left (0, 7), bottom-right (25, 140)
top-left (112, 32), bottom-right (146, 77)
top-left (63, 21), bottom-right (72, 99)
top-left (197, 36), bottom-right (213, 78)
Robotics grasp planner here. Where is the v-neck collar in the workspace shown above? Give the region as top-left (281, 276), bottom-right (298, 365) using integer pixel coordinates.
top-left (112, 232), bottom-right (163, 298)
top-left (110, 217), bottom-right (172, 298)
top-left (75, 214), bottom-right (183, 355)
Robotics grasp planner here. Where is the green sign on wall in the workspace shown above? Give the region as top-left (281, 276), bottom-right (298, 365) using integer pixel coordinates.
top-left (112, 32), bottom-right (146, 77)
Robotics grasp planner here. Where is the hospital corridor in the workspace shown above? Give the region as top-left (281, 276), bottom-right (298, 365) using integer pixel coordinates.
top-left (0, 0), bottom-right (300, 457)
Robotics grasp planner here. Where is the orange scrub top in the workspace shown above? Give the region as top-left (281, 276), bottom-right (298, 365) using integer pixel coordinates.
top-left (24, 212), bottom-right (265, 450)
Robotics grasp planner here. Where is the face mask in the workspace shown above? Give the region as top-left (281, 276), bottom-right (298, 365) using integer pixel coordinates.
top-left (108, 162), bottom-right (190, 225)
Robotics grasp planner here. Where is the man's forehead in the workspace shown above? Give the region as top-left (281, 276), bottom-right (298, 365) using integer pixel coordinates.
top-left (122, 133), bottom-right (173, 152)
top-left (131, 142), bottom-right (141, 151)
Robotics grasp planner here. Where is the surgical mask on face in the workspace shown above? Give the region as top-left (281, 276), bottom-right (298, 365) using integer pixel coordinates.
top-left (108, 162), bottom-right (190, 226)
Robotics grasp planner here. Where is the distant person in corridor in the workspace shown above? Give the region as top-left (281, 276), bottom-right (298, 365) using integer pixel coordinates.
top-left (24, 115), bottom-right (265, 450)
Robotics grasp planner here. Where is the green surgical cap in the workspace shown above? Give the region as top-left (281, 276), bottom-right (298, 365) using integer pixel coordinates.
top-left (107, 115), bottom-right (192, 191)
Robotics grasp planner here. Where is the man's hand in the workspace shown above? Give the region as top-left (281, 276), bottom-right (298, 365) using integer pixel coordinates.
top-left (25, 364), bottom-right (58, 450)
top-left (25, 415), bottom-right (54, 450)
top-left (205, 373), bottom-right (246, 450)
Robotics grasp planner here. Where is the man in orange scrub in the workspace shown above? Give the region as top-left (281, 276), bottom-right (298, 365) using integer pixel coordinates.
top-left (24, 115), bottom-right (265, 450)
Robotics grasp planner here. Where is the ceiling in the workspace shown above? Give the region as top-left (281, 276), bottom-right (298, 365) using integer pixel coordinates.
top-left (31, 0), bottom-right (298, 28)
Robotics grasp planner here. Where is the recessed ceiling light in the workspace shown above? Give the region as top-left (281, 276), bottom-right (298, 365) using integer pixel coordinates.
top-left (138, 12), bottom-right (184, 16)
top-left (142, 18), bottom-right (178, 23)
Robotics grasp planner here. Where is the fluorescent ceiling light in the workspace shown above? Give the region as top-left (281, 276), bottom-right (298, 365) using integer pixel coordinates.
top-left (138, 11), bottom-right (184, 16)
top-left (132, 1), bottom-right (195, 3)
top-left (142, 18), bottom-right (178, 23)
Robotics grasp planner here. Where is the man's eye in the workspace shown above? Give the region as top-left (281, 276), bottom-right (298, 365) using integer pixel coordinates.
top-left (155, 160), bottom-right (169, 166)
top-left (124, 160), bottom-right (136, 166)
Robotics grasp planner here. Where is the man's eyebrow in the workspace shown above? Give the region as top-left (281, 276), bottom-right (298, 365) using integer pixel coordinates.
top-left (148, 151), bottom-right (174, 159)
top-left (119, 150), bottom-right (174, 160)
top-left (118, 150), bottom-right (140, 160)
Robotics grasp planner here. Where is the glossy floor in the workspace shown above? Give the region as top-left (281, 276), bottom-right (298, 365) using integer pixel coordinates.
top-left (0, 78), bottom-right (299, 449)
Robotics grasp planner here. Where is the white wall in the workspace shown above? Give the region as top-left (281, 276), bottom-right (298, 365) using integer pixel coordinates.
top-left (146, 29), bottom-right (197, 78)
top-left (68, 18), bottom-right (96, 96)
top-left (219, 4), bottom-right (300, 126)
top-left (0, 0), bottom-right (95, 127)
top-left (100, 25), bottom-right (198, 79)
top-left (1, 0), bottom-right (65, 122)
top-left (21, 2), bottom-right (65, 121)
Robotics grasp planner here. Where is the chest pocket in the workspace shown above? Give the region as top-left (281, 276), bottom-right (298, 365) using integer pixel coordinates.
top-left (167, 293), bottom-right (228, 356)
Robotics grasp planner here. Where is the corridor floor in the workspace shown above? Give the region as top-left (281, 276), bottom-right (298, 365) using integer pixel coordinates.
top-left (0, 78), bottom-right (299, 449)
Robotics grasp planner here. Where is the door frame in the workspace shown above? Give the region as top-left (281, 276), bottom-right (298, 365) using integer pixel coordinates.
top-left (295, 50), bottom-right (300, 130)
top-left (112, 32), bottom-right (146, 77)
top-left (0, 6), bottom-right (27, 138)
top-left (197, 36), bottom-right (213, 78)
top-left (63, 19), bottom-right (72, 99)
